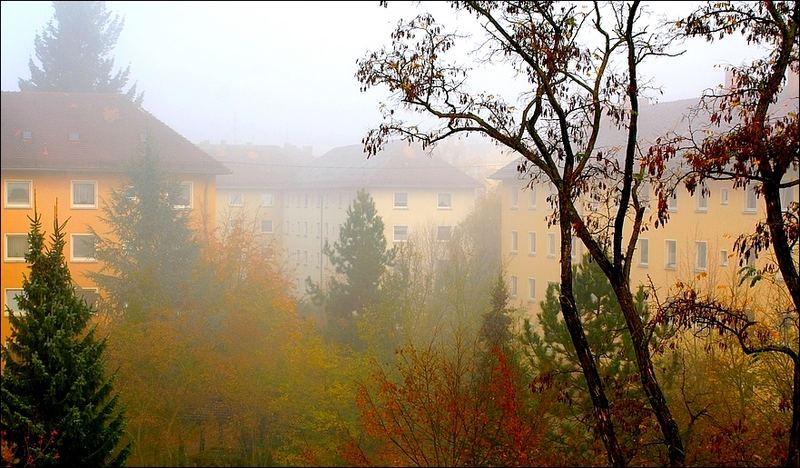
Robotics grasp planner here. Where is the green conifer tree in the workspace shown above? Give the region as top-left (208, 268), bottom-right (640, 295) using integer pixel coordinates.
top-left (307, 189), bottom-right (394, 346)
top-left (0, 206), bottom-right (130, 466)
top-left (90, 146), bottom-right (201, 321)
top-left (18, 1), bottom-right (142, 104)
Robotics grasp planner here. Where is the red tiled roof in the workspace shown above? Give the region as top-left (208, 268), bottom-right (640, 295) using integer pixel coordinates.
top-left (1, 92), bottom-right (229, 175)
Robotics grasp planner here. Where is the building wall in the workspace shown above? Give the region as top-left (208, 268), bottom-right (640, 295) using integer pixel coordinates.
top-left (1, 170), bottom-right (217, 342)
top-left (215, 188), bottom-right (284, 249)
top-left (499, 175), bottom-right (798, 328)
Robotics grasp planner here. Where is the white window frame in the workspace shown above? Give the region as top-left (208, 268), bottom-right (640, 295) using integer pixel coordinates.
top-left (70, 180), bottom-right (97, 209)
top-left (393, 225), bottom-right (409, 243)
top-left (548, 233), bottom-right (556, 258)
top-left (638, 238), bottom-right (649, 266)
top-left (437, 192), bottom-right (452, 209)
top-left (510, 188), bottom-right (519, 210)
top-left (528, 277), bottom-right (536, 302)
top-left (173, 181), bottom-right (193, 210)
top-left (510, 275), bottom-right (518, 297)
top-left (510, 231), bottom-right (518, 254)
top-left (696, 190), bottom-right (709, 212)
top-left (261, 192), bottom-right (274, 207)
top-left (5, 180), bottom-right (32, 208)
top-left (394, 192), bottom-right (408, 209)
top-left (77, 287), bottom-right (100, 309)
top-left (261, 219), bottom-right (274, 234)
top-left (667, 192), bottom-right (678, 212)
top-left (4, 233), bottom-right (28, 262)
top-left (665, 239), bottom-right (677, 270)
top-left (437, 225), bottom-right (452, 242)
top-left (68, 131), bottom-right (80, 142)
top-left (720, 189), bottom-right (729, 206)
top-left (528, 232), bottom-right (536, 256)
top-left (229, 192), bottom-right (244, 207)
top-left (70, 233), bottom-right (97, 263)
top-left (720, 249), bottom-right (728, 267)
top-left (695, 241), bottom-right (708, 272)
top-left (745, 186), bottom-right (758, 213)
top-left (528, 188), bottom-right (537, 210)
top-left (4, 288), bottom-right (24, 317)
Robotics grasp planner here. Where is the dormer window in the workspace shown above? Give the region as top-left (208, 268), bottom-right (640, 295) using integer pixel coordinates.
top-left (68, 132), bottom-right (80, 142)
top-left (22, 130), bottom-right (32, 140)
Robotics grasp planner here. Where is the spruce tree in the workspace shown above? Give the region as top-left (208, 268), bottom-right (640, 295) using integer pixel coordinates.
top-left (18, 1), bottom-right (142, 104)
top-left (306, 189), bottom-right (394, 346)
top-left (90, 145), bottom-right (201, 321)
top-left (0, 207), bottom-right (130, 466)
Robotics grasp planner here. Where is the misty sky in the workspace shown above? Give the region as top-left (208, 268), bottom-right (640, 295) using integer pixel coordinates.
top-left (1, 1), bottom-right (765, 156)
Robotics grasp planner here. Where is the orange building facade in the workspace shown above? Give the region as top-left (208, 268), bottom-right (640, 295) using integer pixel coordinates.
top-left (1, 92), bottom-right (228, 343)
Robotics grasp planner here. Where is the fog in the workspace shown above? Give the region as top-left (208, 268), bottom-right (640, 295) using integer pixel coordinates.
top-left (1, 1), bottom-right (763, 156)
top-left (1, 1), bottom-right (797, 467)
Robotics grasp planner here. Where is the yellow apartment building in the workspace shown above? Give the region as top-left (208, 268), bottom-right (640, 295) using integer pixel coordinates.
top-left (491, 94), bottom-right (798, 325)
top-left (200, 142), bottom-right (313, 253)
top-left (278, 142), bottom-right (483, 296)
top-left (1, 92), bottom-right (229, 342)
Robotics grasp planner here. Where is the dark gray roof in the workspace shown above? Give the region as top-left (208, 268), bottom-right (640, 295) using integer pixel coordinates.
top-left (301, 141), bottom-right (481, 190)
top-left (199, 143), bottom-right (312, 189)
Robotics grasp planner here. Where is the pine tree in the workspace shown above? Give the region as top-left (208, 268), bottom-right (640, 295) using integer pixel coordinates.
top-left (306, 189), bottom-right (394, 346)
top-left (522, 254), bottom-right (670, 461)
top-left (18, 1), bottom-right (142, 104)
top-left (480, 270), bottom-right (514, 349)
top-left (0, 206), bottom-right (130, 466)
top-left (90, 145), bottom-right (201, 322)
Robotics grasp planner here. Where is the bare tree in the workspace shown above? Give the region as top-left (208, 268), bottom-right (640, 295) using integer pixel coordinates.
top-left (357, 1), bottom-right (685, 465)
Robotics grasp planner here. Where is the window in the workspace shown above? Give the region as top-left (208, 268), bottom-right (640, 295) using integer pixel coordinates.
top-left (283, 221), bottom-right (289, 235)
top-left (528, 278), bottom-right (536, 301)
top-left (22, 130), bottom-right (32, 140)
top-left (745, 186), bottom-right (757, 212)
top-left (638, 238), bottom-right (649, 266)
top-left (780, 186), bottom-right (796, 211)
top-left (510, 231), bottom-right (518, 254)
top-left (71, 234), bottom-right (96, 262)
top-left (696, 190), bottom-right (709, 212)
top-left (695, 241), bottom-right (708, 272)
top-left (394, 225), bottom-right (409, 243)
top-left (571, 237), bottom-right (579, 259)
top-left (316, 222), bottom-right (321, 238)
top-left (261, 192), bottom-right (274, 207)
top-left (68, 131), bottom-right (80, 141)
top-left (720, 189), bottom-right (729, 205)
top-left (229, 192), bottom-right (243, 207)
top-left (510, 275), bottom-right (518, 297)
top-left (304, 221), bottom-right (308, 237)
top-left (511, 188), bottom-right (519, 209)
top-left (304, 193), bottom-right (308, 208)
top-left (71, 181), bottom-right (97, 208)
top-left (261, 219), bottom-right (273, 234)
top-left (745, 250), bottom-right (756, 268)
top-left (665, 240), bottom-right (677, 269)
top-left (4, 289), bottom-right (23, 316)
top-left (528, 232), bottom-right (536, 255)
top-left (548, 233), bottom-right (556, 257)
top-left (640, 181), bottom-right (652, 208)
top-left (437, 225), bottom-right (452, 242)
top-left (668, 192), bottom-right (678, 212)
top-left (394, 192), bottom-right (408, 209)
top-left (437, 192), bottom-right (452, 209)
top-left (720, 249), bottom-right (728, 267)
top-left (303, 250), bottom-right (308, 266)
top-left (174, 182), bottom-right (193, 209)
top-left (5, 234), bottom-right (28, 262)
top-left (5, 180), bottom-right (32, 208)
top-left (77, 288), bottom-right (99, 309)
top-left (528, 188), bottom-right (537, 209)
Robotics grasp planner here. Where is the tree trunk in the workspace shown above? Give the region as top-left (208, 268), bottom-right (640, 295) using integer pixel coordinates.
top-left (611, 278), bottom-right (685, 466)
top-left (557, 196), bottom-right (626, 467)
top-left (790, 356), bottom-right (800, 468)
